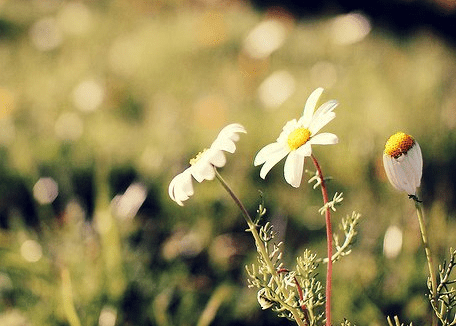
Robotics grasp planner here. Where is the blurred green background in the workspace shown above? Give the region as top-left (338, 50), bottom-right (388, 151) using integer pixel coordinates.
top-left (1, 0), bottom-right (456, 325)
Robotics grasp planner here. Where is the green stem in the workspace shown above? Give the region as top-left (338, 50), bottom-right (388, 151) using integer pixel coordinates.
top-left (214, 168), bottom-right (306, 326)
top-left (310, 154), bottom-right (332, 326)
top-left (414, 198), bottom-right (437, 326)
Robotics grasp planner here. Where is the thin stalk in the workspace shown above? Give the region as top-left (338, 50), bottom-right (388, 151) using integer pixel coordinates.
top-left (214, 168), bottom-right (306, 326)
top-left (414, 198), bottom-right (437, 326)
top-left (310, 154), bottom-right (332, 326)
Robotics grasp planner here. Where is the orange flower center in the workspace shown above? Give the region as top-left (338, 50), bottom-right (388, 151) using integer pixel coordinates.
top-left (384, 132), bottom-right (415, 158)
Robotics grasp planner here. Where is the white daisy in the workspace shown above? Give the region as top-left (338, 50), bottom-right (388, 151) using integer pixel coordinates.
top-left (383, 131), bottom-right (422, 196)
top-left (254, 87), bottom-right (339, 188)
top-left (169, 123), bottom-right (246, 206)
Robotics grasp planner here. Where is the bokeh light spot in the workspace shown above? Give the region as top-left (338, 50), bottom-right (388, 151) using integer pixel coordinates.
top-left (30, 17), bottom-right (63, 51)
top-left (331, 12), bottom-right (371, 45)
top-left (98, 306), bottom-right (117, 326)
top-left (243, 19), bottom-right (287, 59)
top-left (20, 240), bottom-right (43, 263)
top-left (258, 70), bottom-right (295, 110)
top-left (72, 79), bottom-right (105, 112)
top-left (33, 177), bottom-right (58, 205)
top-left (383, 225), bottom-right (403, 259)
top-left (112, 183), bottom-right (147, 220)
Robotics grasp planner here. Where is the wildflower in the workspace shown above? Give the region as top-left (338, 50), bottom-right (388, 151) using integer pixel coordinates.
top-left (169, 123), bottom-right (246, 206)
top-left (383, 132), bottom-right (422, 196)
top-left (254, 87), bottom-right (339, 187)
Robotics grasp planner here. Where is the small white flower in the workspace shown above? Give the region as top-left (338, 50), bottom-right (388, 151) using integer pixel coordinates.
top-left (169, 123), bottom-right (246, 206)
top-left (254, 87), bottom-right (339, 188)
top-left (383, 131), bottom-right (422, 196)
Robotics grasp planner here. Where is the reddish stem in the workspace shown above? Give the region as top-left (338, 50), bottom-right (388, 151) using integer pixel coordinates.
top-left (277, 268), bottom-right (310, 325)
top-left (310, 154), bottom-right (333, 326)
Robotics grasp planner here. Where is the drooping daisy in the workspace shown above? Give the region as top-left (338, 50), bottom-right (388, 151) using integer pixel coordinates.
top-left (254, 87), bottom-right (339, 188)
top-left (383, 131), bottom-right (422, 196)
top-left (169, 123), bottom-right (246, 206)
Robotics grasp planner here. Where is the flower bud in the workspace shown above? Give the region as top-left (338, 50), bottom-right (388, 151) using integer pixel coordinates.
top-left (383, 132), bottom-right (422, 196)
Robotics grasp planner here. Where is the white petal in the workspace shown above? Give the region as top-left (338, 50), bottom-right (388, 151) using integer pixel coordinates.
top-left (313, 100), bottom-right (338, 121)
top-left (415, 142), bottom-right (423, 173)
top-left (408, 142), bottom-right (423, 187)
top-left (393, 163), bottom-right (413, 194)
top-left (277, 119), bottom-right (298, 143)
top-left (302, 100), bottom-right (336, 131)
top-left (282, 119), bottom-right (298, 132)
top-left (383, 155), bottom-right (404, 192)
top-left (212, 123), bottom-right (246, 153)
top-left (219, 123), bottom-right (247, 139)
top-left (168, 170), bottom-right (194, 206)
top-left (301, 87), bottom-right (324, 125)
top-left (207, 150), bottom-right (227, 168)
top-left (308, 111), bottom-right (336, 135)
top-left (191, 160), bottom-right (216, 182)
top-left (259, 147), bottom-right (289, 179)
top-left (401, 158), bottom-right (418, 195)
top-left (168, 123), bottom-right (245, 205)
top-left (308, 132), bottom-right (339, 145)
top-left (295, 142), bottom-right (312, 157)
top-left (383, 154), bottom-right (416, 195)
top-left (212, 137), bottom-right (236, 153)
top-left (284, 150), bottom-right (305, 187)
top-left (254, 142), bottom-right (285, 166)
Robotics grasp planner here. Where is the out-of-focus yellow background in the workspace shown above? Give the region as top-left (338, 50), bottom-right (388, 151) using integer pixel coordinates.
top-left (1, 0), bottom-right (456, 325)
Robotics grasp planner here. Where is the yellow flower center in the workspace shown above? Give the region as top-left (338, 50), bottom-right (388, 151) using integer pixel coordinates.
top-left (384, 132), bottom-right (415, 158)
top-left (287, 128), bottom-right (311, 151)
top-left (189, 149), bottom-right (208, 165)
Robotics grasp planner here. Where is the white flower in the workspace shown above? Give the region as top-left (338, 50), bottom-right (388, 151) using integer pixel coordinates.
top-left (169, 123), bottom-right (246, 206)
top-left (254, 87), bottom-right (339, 187)
top-left (383, 131), bottom-right (422, 196)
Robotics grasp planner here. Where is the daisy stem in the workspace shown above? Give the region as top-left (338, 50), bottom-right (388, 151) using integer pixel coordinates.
top-left (214, 168), bottom-right (253, 226)
top-left (413, 198), bottom-right (437, 326)
top-left (310, 154), bottom-right (332, 326)
top-left (214, 168), bottom-right (306, 326)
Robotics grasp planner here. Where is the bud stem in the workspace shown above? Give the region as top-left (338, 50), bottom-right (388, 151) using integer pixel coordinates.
top-left (413, 197), bottom-right (437, 326)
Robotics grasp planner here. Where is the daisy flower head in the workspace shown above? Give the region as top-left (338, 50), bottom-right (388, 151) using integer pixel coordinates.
top-left (383, 131), bottom-right (422, 196)
top-left (169, 123), bottom-right (246, 206)
top-left (254, 87), bottom-right (339, 188)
